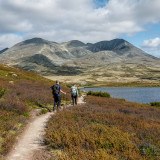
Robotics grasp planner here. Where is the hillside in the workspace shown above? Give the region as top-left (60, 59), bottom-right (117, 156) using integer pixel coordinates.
top-left (0, 64), bottom-right (160, 159)
top-left (45, 95), bottom-right (160, 160)
top-left (0, 38), bottom-right (160, 86)
top-left (0, 48), bottom-right (8, 54)
top-left (0, 64), bottom-right (70, 159)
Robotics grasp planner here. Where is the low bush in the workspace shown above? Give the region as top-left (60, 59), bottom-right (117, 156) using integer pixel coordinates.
top-left (0, 64), bottom-right (71, 156)
top-left (45, 96), bottom-right (160, 160)
top-left (0, 87), bottom-right (7, 98)
top-left (87, 90), bottom-right (110, 98)
top-left (0, 109), bottom-right (27, 155)
top-left (40, 108), bottom-right (48, 115)
top-left (0, 98), bottom-right (29, 115)
top-left (150, 102), bottom-right (160, 107)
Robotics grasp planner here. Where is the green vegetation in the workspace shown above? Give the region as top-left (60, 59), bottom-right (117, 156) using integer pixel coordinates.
top-left (45, 96), bottom-right (160, 160)
top-left (84, 82), bottom-right (160, 87)
top-left (87, 90), bottom-right (110, 98)
top-left (1, 63), bottom-right (160, 159)
top-left (0, 87), bottom-right (7, 98)
top-left (39, 108), bottom-right (49, 115)
top-left (150, 102), bottom-right (160, 107)
top-left (0, 64), bottom-right (70, 157)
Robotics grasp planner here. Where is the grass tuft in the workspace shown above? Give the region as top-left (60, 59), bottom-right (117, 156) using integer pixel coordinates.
top-left (150, 102), bottom-right (160, 107)
top-left (87, 90), bottom-right (110, 98)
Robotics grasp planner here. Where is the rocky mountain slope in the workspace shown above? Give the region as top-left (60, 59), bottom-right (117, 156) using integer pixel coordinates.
top-left (0, 38), bottom-right (159, 85)
top-left (0, 48), bottom-right (8, 54)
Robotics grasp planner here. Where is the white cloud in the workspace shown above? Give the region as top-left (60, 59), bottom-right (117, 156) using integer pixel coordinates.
top-left (0, 0), bottom-right (160, 49)
top-left (141, 37), bottom-right (160, 51)
top-left (151, 52), bottom-right (160, 58)
top-left (0, 34), bottom-right (23, 50)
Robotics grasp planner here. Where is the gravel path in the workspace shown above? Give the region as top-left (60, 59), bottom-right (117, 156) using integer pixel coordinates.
top-left (6, 95), bottom-right (85, 160)
top-left (6, 111), bottom-right (54, 160)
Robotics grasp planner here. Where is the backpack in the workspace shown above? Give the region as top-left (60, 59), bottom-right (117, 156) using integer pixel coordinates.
top-left (51, 84), bottom-right (60, 95)
top-left (71, 87), bottom-right (77, 96)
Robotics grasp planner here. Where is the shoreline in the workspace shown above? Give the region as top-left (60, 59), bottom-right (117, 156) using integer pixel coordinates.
top-left (79, 85), bottom-right (160, 88)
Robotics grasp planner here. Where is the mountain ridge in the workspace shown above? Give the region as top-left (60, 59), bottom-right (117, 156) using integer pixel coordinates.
top-left (0, 48), bottom-right (8, 54)
top-left (0, 37), bottom-right (159, 85)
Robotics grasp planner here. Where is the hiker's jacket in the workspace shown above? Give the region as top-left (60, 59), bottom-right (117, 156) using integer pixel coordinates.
top-left (71, 86), bottom-right (79, 96)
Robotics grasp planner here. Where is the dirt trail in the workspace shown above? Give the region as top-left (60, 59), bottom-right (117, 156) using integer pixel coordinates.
top-left (78, 94), bottom-right (85, 104)
top-left (6, 95), bottom-right (85, 160)
top-left (6, 111), bottom-right (54, 160)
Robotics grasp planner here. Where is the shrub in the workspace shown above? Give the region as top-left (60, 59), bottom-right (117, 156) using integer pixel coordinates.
top-left (66, 83), bottom-right (72, 88)
top-left (0, 109), bottom-right (27, 155)
top-left (0, 64), bottom-right (71, 156)
top-left (39, 108), bottom-right (48, 115)
top-left (150, 102), bottom-right (160, 107)
top-left (14, 80), bottom-right (70, 107)
top-left (45, 96), bottom-right (160, 159)
top-left (87, 90), bottom-right (110, 98)
top-left (1, 134), bottom-right (16, 155)
top-left (0, 98), bottom-right (29, 115)
top-left (0, 87), bottom-right (6, 98)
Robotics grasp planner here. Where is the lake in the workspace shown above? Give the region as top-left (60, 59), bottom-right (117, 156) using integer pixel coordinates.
top-left (80, 87), bottom-right (160, 104)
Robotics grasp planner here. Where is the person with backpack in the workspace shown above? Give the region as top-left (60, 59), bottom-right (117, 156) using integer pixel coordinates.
top-left (51, 80), bottom-right (66, 111)
top-left (70, 83), bottom-right (79, 105)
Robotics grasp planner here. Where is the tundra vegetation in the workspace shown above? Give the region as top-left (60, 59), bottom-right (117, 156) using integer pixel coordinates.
top-left (0, 63), bottom-right (160, 159)
top-left (87, 90), bottom-right (110, 98)
top-left (0, 64), bottom-right (70, 157)
top-left (45, 93), bottom-right (160, 160)
top-left (150, 102), bottom-right (160, 107)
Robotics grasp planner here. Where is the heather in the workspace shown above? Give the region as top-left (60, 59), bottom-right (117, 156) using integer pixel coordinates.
top-left (150, 102), bottom-right (160, 107)
top-left (87, 90), bottom-right (110, 98)
top-left (45, 96), bottom-right (160, 160)
top-left (0, 64), bottom-right (69, 156)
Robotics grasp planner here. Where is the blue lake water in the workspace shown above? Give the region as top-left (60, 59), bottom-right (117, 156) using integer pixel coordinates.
top-left (80, 87), bottom-right (160, 104)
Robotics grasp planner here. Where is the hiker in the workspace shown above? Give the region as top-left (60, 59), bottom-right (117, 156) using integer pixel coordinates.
top-left (71, 83), bottom-right (79, 105)
top-left (51, 80), bottom-right (66, 111)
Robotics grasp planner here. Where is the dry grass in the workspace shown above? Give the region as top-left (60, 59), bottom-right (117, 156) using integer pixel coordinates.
top-left (45, 96), bottom-right (160, 160)
top-left (0, 64), bottom-right (70, 156)
top-left (45, 74), bottom-right (160, 87)
top-left (44, 63), bottom-right (160, 87)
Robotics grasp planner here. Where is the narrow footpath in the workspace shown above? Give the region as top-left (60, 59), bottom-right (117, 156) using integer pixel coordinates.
top-left (6, 95), bottom-right (85, 160)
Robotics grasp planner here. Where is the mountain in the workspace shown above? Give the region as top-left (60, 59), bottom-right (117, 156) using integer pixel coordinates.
top-left (0, 37), bottom-right (159, 85)
top-left (0, 48), bottom-right (8, 54)
top-left (87, 39), bottom-right (156, 59)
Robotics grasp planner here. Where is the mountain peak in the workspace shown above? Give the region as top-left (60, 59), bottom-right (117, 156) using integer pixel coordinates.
top-left (0, 37), bottom-right (159, 79)
top-left (87, 39), bottom-right (130, 52)
top-left (65, 40), bottom-right (85, 47)
top-left (22, 37), bottom-right (50, 45)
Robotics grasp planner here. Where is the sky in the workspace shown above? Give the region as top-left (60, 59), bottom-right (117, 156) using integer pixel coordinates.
top-left (0, 0), bottom-right (160, 57)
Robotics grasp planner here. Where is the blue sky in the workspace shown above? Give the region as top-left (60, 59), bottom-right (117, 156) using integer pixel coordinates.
top-left (0, 0), bottom-right (160, 57)
top-left (123, 22), bottom-right (160, 57)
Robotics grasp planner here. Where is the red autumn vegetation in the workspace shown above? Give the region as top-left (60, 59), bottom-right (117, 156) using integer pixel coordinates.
top-left (45, 96), bottom-right (160, 160)
top-left (0, 64), bottom-right (70, 157)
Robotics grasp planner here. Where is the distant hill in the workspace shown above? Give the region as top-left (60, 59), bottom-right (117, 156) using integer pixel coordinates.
top-left (0, 37), bottom-right (160, 85)
top-left (0, 37), bottom-right (158, 67)
top-left (0, 48), bottom-right (8, 54)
